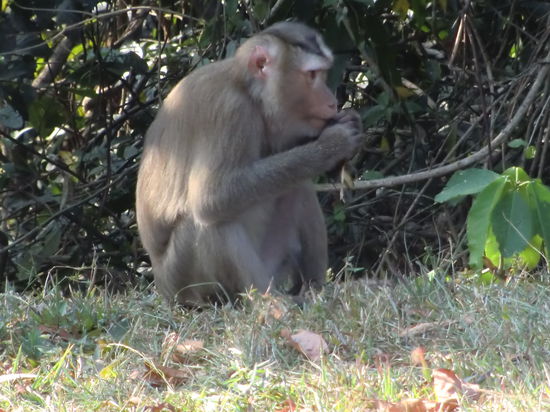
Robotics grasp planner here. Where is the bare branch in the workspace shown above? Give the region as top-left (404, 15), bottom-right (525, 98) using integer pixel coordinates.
top-left (316, 49), bottom-right (550, 192)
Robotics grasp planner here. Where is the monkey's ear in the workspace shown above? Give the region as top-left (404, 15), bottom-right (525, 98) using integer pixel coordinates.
top-left (248, 46), bottom-right (272, 78)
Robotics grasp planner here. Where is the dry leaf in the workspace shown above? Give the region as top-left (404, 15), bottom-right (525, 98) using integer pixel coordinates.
top-left (38, 325), bottom-right (79, 341)
top-left (433, 368), bottom-right (481, 405)
top-left (129, 368), bottom-right (142, 380)
top-left (410, 347), bottom-right (427, 367)
top-left (340, 165), bottom-right (355, 189)
top-left (268, 301), bottom-right (286, 320)
top-left (399, 321), bottom-right (455, 338)
top-left (371, 398), bottom-right (453, 412)
top-left (127, 396), bottom-right (141, 406)
top-left (172, 340), bottom-right (204, 363)
top-left (162, 332), bottom-right (204, 363)
top-left (258, 296), bottom-right (288, 324)
top-left (144, 402), bottom-right (178, 412)
top-left (282, 329), bottom-right (328, 361)
top-left (132, 363), bottom-right (190, 388)
top-left (275, 399), bottom-right (297, 412)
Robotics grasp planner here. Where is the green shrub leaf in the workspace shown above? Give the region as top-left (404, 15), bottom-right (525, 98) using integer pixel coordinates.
top-left (491, 189), bottom-right (534, 257)
top-left (502, 166), bottom-right (530, 182)
top-left (467, 177), bottom-right (506, 268)
top-left (29, 95), bottom-right (66, 137)
top-left (435, 168), bottom-right (500, 203)
top-left (517, 235), bottom-right (543, 269)
top-left (507, 139), bottom-right (527, 148)
top-left (0, 104), bottom-right (23, 129)
top-left (529, 181), bottom-right (550, 256)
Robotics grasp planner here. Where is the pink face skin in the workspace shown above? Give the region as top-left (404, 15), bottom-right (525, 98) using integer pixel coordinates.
top-left (300, 69), bottom-right (338, 132)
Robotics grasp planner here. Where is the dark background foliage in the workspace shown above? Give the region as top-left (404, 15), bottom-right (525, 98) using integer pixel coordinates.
top-left (0, 0), bottom-right (549, 290)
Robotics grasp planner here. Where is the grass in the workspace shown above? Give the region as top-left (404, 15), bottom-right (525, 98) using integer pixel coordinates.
top-left (0, 273), bottom-right (549, 411)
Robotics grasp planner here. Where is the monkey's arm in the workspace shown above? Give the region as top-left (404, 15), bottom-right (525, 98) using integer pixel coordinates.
top-left (190, 119), bottom-right (362, 225)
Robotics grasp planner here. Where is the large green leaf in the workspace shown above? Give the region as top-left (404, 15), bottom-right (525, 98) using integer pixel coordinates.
top-left (491, 189), bottom-right (534, 257)
top-left (484, 227), bottom-right (501, 267)
top-left (467, 177), bottom-right (506, 268)
top-left (485, 228), bottom-right (542, 270)
top-left (435, 168), bottom-right (500, 203)
top-left (518, 235), bottom-right (544, 269)
top-left (501, 166), bottom-right (531, 183)
top-left (529, 181), bottom-right (550, 256)
top-left (28, 95), bottom-right (66, 137)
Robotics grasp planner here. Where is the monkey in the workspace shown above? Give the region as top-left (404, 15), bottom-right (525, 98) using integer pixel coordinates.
top-left (136, 21), bottom-right (363, 306)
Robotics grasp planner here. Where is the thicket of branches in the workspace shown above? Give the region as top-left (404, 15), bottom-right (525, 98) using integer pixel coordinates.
top-left (0, 0), bottom-right (549, 289)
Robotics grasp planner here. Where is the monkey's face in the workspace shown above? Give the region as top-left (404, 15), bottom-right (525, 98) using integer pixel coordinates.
top-left (242, 32), bottom-right (337, 140)
top-left (275, 66), bottom-right (337, 138)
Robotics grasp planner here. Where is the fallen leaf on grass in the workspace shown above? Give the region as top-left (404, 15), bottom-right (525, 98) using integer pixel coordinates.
top-left (38, 325), bottom-right (79, 341)
top-left (400, 316), bottom-right (475, 338)
top-left (433, 368), bottom-right (481, 404)
top-left (410, 347), bottom-right (427, 367)
top-left (281, 329), bottom-right (328, 361)
top-left (173, 340), bottom-right (204, 361)
top-left (367, 366), bottom-right (483, 411)
top-left (130, 363), bottom-right (190, 388)
top-left (161, 332), bottom-right (204, 364)
top-left (144, 402), bottom-right (179, 412)
top-left (371, 398), bottom-right (452, 412)
top-left (373, 398), bottom-right (461, 412)
top-left (257, 296), bottom-right (288, 324)
top-left (127, 396), bottom-right (141, 406)
top-left (275, 399), bottom-right (297, 412)
top-left (399, 321), bottom-right (455, 338)
top-left (411, 346), bottom-right (432, 381)
top-left (268, 300), bottom-right (286, 320)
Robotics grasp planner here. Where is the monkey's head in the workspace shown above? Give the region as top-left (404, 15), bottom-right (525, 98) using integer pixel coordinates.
top-left (237, 22), bottom-right (338, 140)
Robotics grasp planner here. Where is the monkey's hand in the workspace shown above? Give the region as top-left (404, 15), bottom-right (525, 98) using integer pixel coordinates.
top-left (314, 109), bottom-right (363, 167)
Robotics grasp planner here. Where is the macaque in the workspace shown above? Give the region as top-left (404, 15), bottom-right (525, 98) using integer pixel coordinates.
top-left (136, 21), bottom-right (363, 305)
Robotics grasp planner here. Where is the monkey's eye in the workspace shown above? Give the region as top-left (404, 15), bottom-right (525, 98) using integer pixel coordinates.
top-left (307, 70), bottom-right (317, 80)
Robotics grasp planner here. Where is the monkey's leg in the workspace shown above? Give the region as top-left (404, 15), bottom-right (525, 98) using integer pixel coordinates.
top-left (289, 184), bottom-right (328, 295)
top-left (218, 222), bottom-right (273, 294)
top-left (158, 222), bottom-right (272, 305)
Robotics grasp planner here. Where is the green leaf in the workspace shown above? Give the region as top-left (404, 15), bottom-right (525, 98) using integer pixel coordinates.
top-left (502, 166), bottom-right (530, 183)
top-left (484, 227), bottom-right (501, 267)
top-left (517, 235), bottom-right (543, 270)
top-left (435, 168), bottom-right (500, 203)
top-left (467, 177), bottom-right (506, 268)
top-left (361, 170), bottom-right (384, 180)
top-left (508, 139), bottom-right (527, 148)
top-left (360, 105), bottom-right (386, 127)
top-left (0, 104), bottom-right (23, 129)
top-left (29, 96), bottom-right (66, 137)
top-left (486, 229), bottom-right (542, 270)
top-left (529, 181), bottom-right (550, 256)
top-left (491, 189), bottom-right (534, 257)
top-left (99, 361), bottom-right (119, 380)
top-left (40, 225), bottom-right (62, 258)
top-left (393, 0), bottom-right (409, 19)
top-left (524, 146), bottom-right (536, 160)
